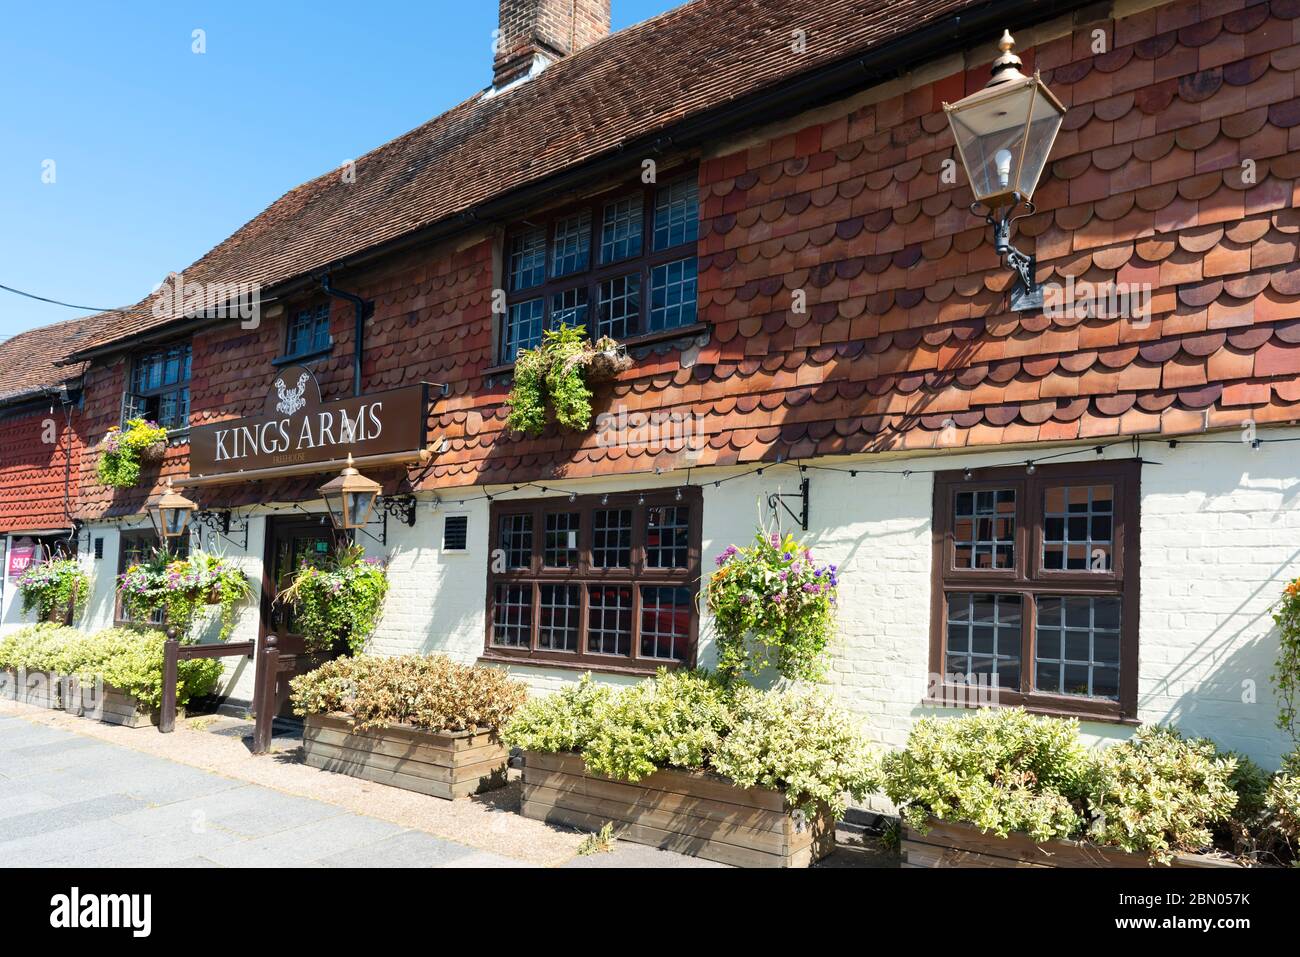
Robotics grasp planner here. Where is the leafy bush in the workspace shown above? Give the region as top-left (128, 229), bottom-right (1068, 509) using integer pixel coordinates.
top-left (711, 684), bottom-right (879, 818)
top-left (1085, 725), bottom-right (1238, 864)
top-left (708, 530), bottom-right (838, 682)
top-left (96, 418), bottom-right (168, 489)
top-left (880, 708), bottom-right (1092, 842)
top-left (503, 669), bottom-right (877, 820)
top-left (0, 623), bottom-right (82, 673)
top-left (17, 558), bottom-right (90, 624)
top-left (580, 669), bottom-right (730, 782)
top-left (502, 674), bottom-right (612, 754)
top-left (289, 654), bottom-right (527, 733)
top-left (276, 544), bottom-right (388, 654)
top-left (1265, 752), bottom-right (1300, 851)
top-left (0, 624), bottom-right (221, 710)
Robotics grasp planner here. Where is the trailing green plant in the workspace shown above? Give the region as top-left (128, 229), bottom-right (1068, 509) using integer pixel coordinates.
top-left (502, 669), bottom-right (877, 821)
top-left (710, 684), bottom-right (879, 818)
top-left (708, 530), bottom-right (838, 683)
top-left (505, 326), bottom-right (623, 437)
top-left (116, 548), bottom-right (170, 623)
top-left (880, 708), bottom-right (1093, 843)
top-left (16, 558), bottom-right (89, 624)
top-left (1272, 576), bottom-right (1300, 747)
top-left (1086, 725), bottom-right (1239, 864)
top-left (276, 544), bottom-right (389, 654)
top-left (95, 418), bottom-right (168, 489)
top-left (0, 623), bottom-right (221, 710)
top-left (289, 653), bottom-right (527, 733)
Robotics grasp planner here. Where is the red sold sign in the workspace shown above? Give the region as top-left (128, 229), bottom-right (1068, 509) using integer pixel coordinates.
top-left (6, 545), bottom-right (36, 579)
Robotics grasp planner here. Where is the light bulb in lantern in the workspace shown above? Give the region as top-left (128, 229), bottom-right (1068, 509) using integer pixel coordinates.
top-left (995, 149), bottom-right (1013, 189)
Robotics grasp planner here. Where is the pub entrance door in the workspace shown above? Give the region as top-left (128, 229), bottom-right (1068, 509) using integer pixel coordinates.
top-left (253, 516), bottom-right (338, 721)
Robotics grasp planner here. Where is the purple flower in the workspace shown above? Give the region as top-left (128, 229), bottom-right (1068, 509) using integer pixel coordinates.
top-left (782, 551), bottom-right (793, 561)
top-left (770, 534), bottom-right (779, 547)
top-left (778, 570), bottom-right (788, 581)
top-left (802, 583), bottom-right (817, 593)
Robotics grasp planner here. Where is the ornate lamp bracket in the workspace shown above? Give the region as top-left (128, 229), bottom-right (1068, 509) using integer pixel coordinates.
top-left (194, 509), bottom-right (250, 551)
top-left (353, 493), bottom-right (418, 547)
top-left (973, 193), bottom-right (1042, 312)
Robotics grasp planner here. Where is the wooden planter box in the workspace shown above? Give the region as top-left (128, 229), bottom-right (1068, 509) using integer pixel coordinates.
top-left (520, 750), bottom-right (834, 868)
top-left (3, 670), bottom-right (64, 709)
top-left (65, 680), bottom-right (177, 728)
top-left (902, 819), bottom-right (1241, 869)
top-left (302, 713), bottom-right (508, 800)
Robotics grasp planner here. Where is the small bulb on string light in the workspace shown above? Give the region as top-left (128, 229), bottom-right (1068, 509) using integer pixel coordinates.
top-left (600, 494), bottom-right (609, 506)
top-left (963, 468), bottom-right (973, 481)
top-left (675, 487), bottom-right (683, 501)
top-left (568, 491), bottom-right (577, 503)
top-left (1026, 462), bottom-right (1036, 475)
top-left (637, 493), bottom-right (645, 506)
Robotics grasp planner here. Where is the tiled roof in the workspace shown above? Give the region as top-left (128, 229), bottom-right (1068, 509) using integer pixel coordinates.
top-left (421, 0), bottom-right (1300, 483)
top-left (0, 315), bottom-right (107, 405)
top-left (66, 0), bottom-right (988, 357)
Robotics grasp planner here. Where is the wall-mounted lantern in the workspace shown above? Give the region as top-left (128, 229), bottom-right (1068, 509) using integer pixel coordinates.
top-left (319, 454), bottom-right (381, 531)
top-left (150, 478), bottom-right (198, 545)
top-left (944, 31), bottom-right (1066, 311)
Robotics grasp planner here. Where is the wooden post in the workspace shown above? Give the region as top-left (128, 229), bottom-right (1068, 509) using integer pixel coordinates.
top-left (253, 634), bottom-right (278, 755)
top-left (159, 633), bottom-right (179, 734)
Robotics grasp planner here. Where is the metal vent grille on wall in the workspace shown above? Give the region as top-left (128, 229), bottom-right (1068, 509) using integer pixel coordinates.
top-left (443, 515), bottom-right (468, 551)
top-left (93, 538), bottom-right (104, 560)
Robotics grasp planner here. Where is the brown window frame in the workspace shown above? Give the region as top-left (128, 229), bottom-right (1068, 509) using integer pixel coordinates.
top-left (929, 459), bottom-right (1141, 723)
top-left (122, 340), bottom-right (192, 433)
top-left (482, 488), bottom-right (702, 675)
top-left (114, 529), bottom-right (187, 627)
top-left (497, 169), bottom-right (700, 364)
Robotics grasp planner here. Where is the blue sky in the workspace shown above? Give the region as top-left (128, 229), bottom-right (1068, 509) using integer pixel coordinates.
top-left (0, 0), bottom-right (678, 341)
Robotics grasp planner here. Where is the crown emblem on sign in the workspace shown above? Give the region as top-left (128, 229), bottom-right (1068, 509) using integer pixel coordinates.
top-left (273, 372), bottom-right (310, 415)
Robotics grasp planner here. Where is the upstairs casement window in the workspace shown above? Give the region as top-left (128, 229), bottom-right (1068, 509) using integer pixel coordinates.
top-left (485, 489), bottom-right (701, 673)
top-left (929, 460), bottom-right (1140, 723)
top-left (499, 173), bottom-right (700, 363)
top-left (123, 342), bottom-right (191, 432)
top-left (284, 302), bottom-right (332, 359)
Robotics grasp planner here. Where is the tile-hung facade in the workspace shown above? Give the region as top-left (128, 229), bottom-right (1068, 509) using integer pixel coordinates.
top-left (0, 317), bottom-right (97, 629)
top-left (12, 0), bottom-right (1300, 767)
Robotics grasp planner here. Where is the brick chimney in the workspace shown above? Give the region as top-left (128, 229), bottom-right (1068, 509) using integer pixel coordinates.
top-left (493, 0), bottom-right (610, 89)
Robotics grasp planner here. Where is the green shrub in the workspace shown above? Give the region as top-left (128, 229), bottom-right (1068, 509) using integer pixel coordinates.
top-left (0, 624), bottom-right (221, 710)
top-left (502, 674), bottom-right (612, 754)
top-left (289, 654), bottom-right (527, 733)
top-left (710, 685), bottom-right (879, 818)
top-left (0, 623), bottom-right (82, 672)
top-left (503, 669), bottom-right (877, 820)
top-left (1086, 725), bottom-right (1238, 864)
top-left (880, 708), bottom-right (1092, 842)
top-left (1265, 762), bottom-right (1300, 850)
top-left (580, 669), bottom-right (730, 782)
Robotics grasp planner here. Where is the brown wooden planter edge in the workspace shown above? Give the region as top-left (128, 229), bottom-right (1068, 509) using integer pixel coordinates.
top-left (1, 670), bottom-right (176, 727)
top-left (301, 712), bottom-right (508, 800)
top-left (519, 749), bottom-right (835, 868)
top-left (902, 818), bottom-right (1243, 869)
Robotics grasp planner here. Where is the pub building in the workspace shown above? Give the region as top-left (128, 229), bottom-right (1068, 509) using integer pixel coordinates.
top-left (4, 0), bottom-right (1300, 768)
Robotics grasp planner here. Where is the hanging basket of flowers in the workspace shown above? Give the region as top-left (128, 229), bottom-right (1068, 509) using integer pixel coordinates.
top-left (96, 418), bottom-right (170, 489)
top-left (16, 557), bottom-right (90, 625)
top-left (276, 544), bottom-right (390, 655)
top-left (707, 530), bottom-right (839, 683)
